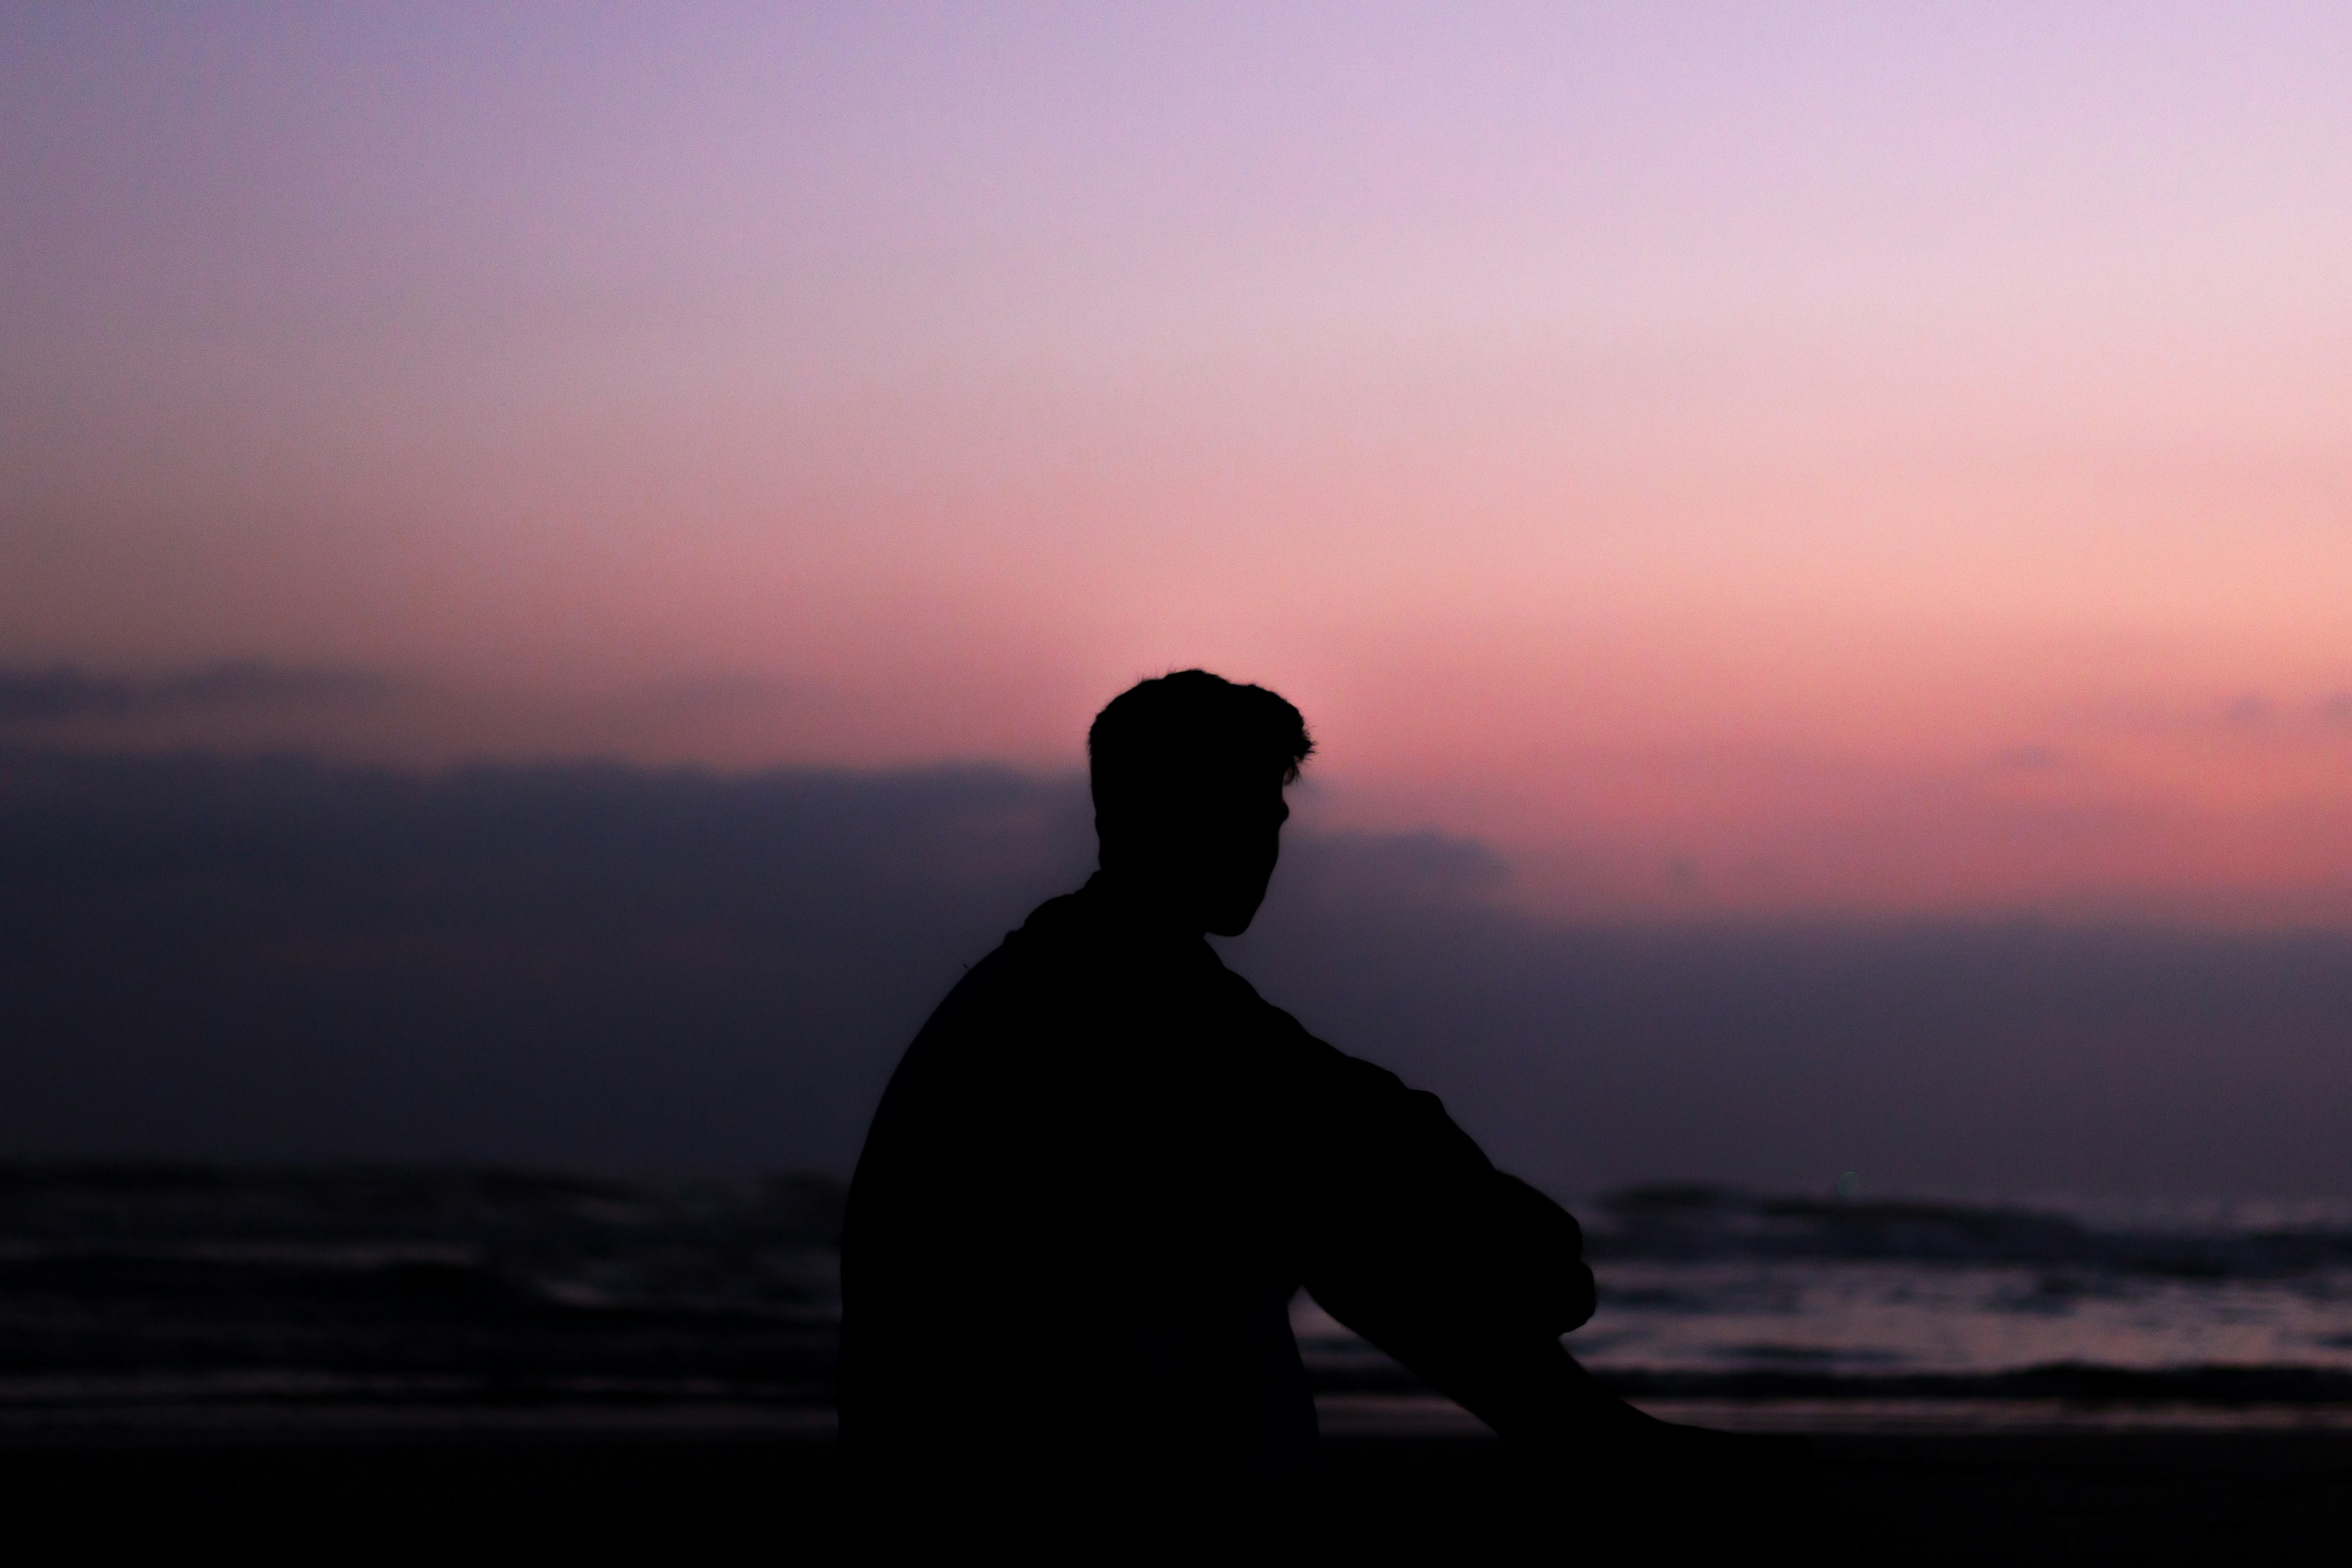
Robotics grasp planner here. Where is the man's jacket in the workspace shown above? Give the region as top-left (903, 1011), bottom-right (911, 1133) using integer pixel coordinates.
top-left (840, 874), bottom-right (1595, 1505)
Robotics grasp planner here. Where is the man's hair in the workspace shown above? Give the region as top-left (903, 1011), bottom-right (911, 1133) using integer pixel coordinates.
top-left (1088, 670), bottom-right (1313, 821)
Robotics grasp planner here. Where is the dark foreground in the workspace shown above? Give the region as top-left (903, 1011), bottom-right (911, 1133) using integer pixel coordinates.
top-left (5, 1430), bottom-right (2348, 1562)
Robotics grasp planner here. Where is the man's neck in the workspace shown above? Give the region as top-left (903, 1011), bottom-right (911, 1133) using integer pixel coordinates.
top-left (1085, 868), bottom-right (1208, 942)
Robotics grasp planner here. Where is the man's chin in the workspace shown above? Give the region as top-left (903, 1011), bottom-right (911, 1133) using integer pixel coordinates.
top-left (1204, 902), bottom-right (1265, 939)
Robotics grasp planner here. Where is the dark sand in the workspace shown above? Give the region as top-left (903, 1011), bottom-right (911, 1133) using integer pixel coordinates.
top-left (5, 1430), bottom-right (2347, 1561)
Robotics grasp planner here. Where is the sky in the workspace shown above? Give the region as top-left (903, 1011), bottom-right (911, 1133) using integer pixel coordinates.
top-left (9, 752), bottom-right (2348, 1195)
top-left (6, 1), bottom-right (2351, 926)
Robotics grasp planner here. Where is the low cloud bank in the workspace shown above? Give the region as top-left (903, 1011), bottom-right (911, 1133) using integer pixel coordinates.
top-left (4, 749), bottom-right (2345, 1196)
top-left (0, 663), bottom-right (390, 723)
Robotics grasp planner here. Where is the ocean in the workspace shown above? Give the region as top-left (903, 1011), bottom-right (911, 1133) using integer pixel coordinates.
top-left (1308, 1184), bottom-right (2352, 1434)
top-left (5, 1165), bottom-right (2349, 1440)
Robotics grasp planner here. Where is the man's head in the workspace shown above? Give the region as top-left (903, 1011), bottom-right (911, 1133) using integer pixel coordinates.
top-left (1088, 671), bottom-right (1313, 936)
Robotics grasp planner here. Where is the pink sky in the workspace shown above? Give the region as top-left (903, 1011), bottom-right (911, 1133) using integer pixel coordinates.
top-left (5, 3), bottom-right (2349, 921)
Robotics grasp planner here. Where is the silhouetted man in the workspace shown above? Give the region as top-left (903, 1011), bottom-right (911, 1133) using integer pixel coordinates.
top-left (843, 670), bottom-right (1788, 1528)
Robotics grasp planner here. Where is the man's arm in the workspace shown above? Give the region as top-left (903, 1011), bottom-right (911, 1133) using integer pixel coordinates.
top-left (1288, 1042), bottom-right (1616, 1446)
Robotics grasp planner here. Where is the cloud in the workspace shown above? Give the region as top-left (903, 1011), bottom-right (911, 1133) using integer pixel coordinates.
top-left (621, 673), bottom-right (805, 715)
top-left (2222, 694), bottom-right (2273, 726)
top-left (1271, 828), bottom-right (1511, 907)
top-left (0, 662), bottom-right (392, 723)
top-left (2, 748), bottom-right (2347, 1197)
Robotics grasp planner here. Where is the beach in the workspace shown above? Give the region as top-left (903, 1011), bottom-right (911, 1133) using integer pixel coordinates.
top-left (6, 1165), bottom-right (2347, 1557)
top-left (7, 1427), bottom-right (2348, 1561)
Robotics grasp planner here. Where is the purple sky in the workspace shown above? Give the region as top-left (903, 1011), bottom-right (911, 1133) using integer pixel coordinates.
top-left (7, 3), bottom-right (2351, 920)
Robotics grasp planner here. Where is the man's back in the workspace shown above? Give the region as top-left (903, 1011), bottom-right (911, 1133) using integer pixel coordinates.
top-left (841, 874), bottom-right (1595, 1508)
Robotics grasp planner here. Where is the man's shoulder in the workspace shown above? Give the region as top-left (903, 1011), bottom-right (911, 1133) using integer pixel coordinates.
top-left (901, 885), bottom-right (1105, 1041)
top-left (1203, 962), bottom-right (1311, 1039)
top-left (1205, 965), bottom-right (1403, 1091)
